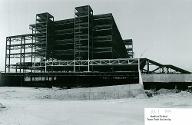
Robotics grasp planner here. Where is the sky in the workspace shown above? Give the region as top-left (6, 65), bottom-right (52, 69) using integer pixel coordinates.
top-left (0, 0), bottom-right (192, 71)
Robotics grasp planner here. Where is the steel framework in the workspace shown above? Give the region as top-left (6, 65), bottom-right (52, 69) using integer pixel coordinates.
top-left (5, 5), bottom-right (133, 73)
top-left (4, 5), bottom-right (190, 75)
top-left (2, 5), bottom-right (191, 89)
top-left (5, 34), bottom-right (34, 73)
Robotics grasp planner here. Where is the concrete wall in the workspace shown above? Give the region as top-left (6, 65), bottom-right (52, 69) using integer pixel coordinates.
top-left (45, 84), bottom-right (145, 100)
top-left (142, 74), bottom-right (192, 83)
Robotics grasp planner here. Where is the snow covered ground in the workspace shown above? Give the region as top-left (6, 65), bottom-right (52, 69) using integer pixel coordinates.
top-left (0, 87), bottom-right (192, 125)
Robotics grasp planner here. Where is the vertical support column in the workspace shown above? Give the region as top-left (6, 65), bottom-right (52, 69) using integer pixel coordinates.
top-left (21, 37), bottom-right (24, 86)
top-left (138, 58), bottom-right (140, 71)
top-left (31, 30), bottom-right (34, 73)
top-left (23, 37), bottom-right (26, 73)
top-left (5, 39), bottom-right (7, 72)
top-left (147, 60), bottom-right (149, 73)
top-left (16, 65), bottom-right (17, 73)
top-left (73, 9), bottom-right (76, 72)
top-left (34, 14), bottom-right (38, 73)
top-left (20, 37), bottom-right (22, 73)
top-left (34, 14), bottom-right (40, 72)
top-left (45, 14), bottom-right (48, 73)
top-left (8, 38), bottom-right (11, 73)
top-left (88, 6), bottom-right (90, 72)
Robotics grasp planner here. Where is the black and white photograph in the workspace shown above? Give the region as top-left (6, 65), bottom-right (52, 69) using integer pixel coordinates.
top-left (0, 0), bottom-right (192, 125)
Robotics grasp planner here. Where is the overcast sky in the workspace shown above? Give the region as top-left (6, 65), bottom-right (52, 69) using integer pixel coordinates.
top-left (0, 0), bottom-right (192, 71)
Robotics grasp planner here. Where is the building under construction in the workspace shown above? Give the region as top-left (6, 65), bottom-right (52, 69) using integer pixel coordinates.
top-left (1, 5), bottom-right (192, 89)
